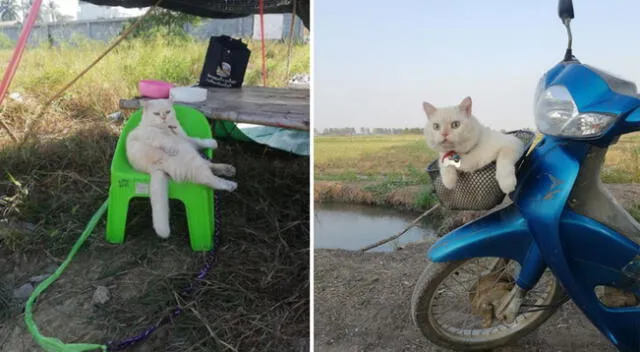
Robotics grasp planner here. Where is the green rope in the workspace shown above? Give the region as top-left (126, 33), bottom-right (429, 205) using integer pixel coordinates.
top-left (24, 199), bottom-right (109, 352)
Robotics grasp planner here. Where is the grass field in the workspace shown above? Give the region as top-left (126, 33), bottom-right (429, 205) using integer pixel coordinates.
top-left (314, 134), bottom-right (436, 181)
top-left (0, 36), bottom-right (309, 146)
top-left (0, 36), bottom-right (309, 350)
top-left (314, 132), bottom-right (640, 209)
top-left (314, 134), bottom-right (438, 210)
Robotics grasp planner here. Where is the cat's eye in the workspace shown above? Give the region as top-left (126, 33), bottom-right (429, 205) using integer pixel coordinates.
top-left (166, 110), bottom-right (171, 114)
top-left (433, 123), bottom-right (440, 130)
top-left (153, 112), bottom-right (160, 116)
top-left (451, 121), bottom-right (461, 129)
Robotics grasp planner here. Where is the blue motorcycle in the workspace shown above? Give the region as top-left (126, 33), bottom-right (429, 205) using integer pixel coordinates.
top-left (411, 1), bottom-right (640, 351)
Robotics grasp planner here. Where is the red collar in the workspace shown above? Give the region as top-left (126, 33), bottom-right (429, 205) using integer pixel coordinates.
top-left (441, 150), bottom-right (457, 163)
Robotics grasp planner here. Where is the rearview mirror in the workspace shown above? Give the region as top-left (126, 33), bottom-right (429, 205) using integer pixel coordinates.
top-left (558, 0), bottom-right (575, 21)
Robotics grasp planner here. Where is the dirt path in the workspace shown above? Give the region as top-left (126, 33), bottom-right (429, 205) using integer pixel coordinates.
top-left (315, 242), bottom-right (614, 352)
top-left (314, 184), bottom-right (640, 352)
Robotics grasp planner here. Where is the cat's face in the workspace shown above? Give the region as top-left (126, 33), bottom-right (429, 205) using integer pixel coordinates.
top-left (422, 96), bottom-right (480, 152)
top-left (141, 98), bottom-right (177, 126)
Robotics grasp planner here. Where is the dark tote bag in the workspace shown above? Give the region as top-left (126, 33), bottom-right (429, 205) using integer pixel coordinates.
top-left (198, 35), bottom-right (251, 88)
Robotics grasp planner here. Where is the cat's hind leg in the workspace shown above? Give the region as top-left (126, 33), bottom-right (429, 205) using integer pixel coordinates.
top-left (204, 160), bottom-right (236, 177)
top-left (190, 165), bottom-right (238, 192)
top-left (150, 170), bottom-right (171, 238)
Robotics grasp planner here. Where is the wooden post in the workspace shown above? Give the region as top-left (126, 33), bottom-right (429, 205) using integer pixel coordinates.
top-left (286, 0), bottom-right (298, 77)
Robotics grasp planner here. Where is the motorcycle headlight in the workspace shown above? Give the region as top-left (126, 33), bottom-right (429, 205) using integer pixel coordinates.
top-left (534, 85), bottom-right (617, 138)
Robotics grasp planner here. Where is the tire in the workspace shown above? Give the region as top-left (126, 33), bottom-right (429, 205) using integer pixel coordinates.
top-left (410, 259), bottom-right (566, 351)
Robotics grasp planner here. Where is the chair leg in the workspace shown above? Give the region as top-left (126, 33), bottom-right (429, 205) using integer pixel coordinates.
top-left (106, 187), bottom-right (130, 244)
top-left (183, 189), bottom-right (215, 251)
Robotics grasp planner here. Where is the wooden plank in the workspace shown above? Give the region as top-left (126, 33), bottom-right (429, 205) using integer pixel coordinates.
top-left (120, 86), bottom-right (310, 131)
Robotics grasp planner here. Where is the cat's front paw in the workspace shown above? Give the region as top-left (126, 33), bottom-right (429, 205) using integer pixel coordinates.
top-left (204, 139), bottom-right (218, 150)
top-left (440, 167), bottom-right (458, 189)
top-left (497, 173), bottom-right (517, 194)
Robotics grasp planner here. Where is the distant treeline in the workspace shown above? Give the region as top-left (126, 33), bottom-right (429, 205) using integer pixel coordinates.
top-left (315, 127), bottom-right (424, 136)
top-left (315, 127), bottom-right (535, 136)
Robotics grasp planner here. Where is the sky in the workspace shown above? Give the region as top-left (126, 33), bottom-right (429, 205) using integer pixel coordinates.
top-left (314, 0), bottom-right (640, 131)
top-left (49, 0), bottom-right (145, 20)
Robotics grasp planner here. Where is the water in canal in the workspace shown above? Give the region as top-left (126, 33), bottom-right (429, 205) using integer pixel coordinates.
top-left (314, 203), bottom-right (436, 252)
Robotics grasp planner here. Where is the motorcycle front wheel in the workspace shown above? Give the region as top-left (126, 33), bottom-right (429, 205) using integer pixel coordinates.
top-left (410, 257), bottom-right (566, 351)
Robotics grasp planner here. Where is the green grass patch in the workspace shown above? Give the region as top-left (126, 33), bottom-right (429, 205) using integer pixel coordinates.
top-left (314, 133), bottom-right (640, 212)
top-left (315, 133), bottom-right (640, 186)
top-left (415, 185), bottom-right (438, 209)
top-left (628, 203), bottom-right (640, 222)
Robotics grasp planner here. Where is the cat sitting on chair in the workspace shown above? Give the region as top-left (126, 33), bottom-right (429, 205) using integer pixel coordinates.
top-left (126, 98), bottom-right (237, 239)
top-left (422, 96), bottom-right (523, 194)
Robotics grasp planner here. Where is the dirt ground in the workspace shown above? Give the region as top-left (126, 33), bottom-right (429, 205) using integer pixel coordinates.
top-left (314, 184), bottom-right (640, 352)
top-left (0, 138), bottom-right (309, 352)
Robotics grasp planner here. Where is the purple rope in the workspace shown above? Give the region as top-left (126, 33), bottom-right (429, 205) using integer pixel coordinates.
top-left (105, 194), bottom-right (221, 351)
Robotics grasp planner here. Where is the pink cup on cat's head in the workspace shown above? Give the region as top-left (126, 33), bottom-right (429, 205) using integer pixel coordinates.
top-left (138, 79), bottom-right (173, 99)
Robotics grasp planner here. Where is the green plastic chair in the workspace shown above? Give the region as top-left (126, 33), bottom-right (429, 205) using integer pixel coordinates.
top-left (106, 104), bottom-right (216, 251)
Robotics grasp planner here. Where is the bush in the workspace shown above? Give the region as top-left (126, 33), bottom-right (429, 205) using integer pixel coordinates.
top-left (121, 8), bottom-right (201, 41)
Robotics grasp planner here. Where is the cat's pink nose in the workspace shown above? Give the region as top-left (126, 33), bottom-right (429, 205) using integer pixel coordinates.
top-left (441, 132), bottom-right (449, 138)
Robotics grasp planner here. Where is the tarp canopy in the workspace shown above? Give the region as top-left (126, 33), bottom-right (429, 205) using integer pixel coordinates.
top-left (81, 0), bottom-right (310, 29)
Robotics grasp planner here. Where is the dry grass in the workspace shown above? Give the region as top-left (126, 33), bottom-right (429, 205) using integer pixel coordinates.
top-left (1, 138), bottom-right (309, 351)
top-left (314, 181), bottom-right (376, 205)
top-left (0, 37), bottom-right (309, 146)
top-left (602, 134), bottom-right (640, 183)
top-left (0, 37), bottom-right (309, 351)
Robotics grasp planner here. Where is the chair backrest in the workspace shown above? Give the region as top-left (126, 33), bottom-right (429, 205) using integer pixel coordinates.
top-left (111, 104), bottom-right (213, 173)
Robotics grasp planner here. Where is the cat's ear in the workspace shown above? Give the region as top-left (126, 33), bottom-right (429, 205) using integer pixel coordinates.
top-left (141, 99), bottom-right (149, 110)
top-left (459, 96), bottom-right (472, 117)
top-left (422, 102), bottom-right (437, 118)
top-left (167, 95), bottom-right (174, 105)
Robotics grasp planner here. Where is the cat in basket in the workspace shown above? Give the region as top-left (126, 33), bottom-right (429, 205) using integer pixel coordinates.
top-left (126, 98), bottom-right (237, 239)
top-left (422, 96), bottom-right (524, 194)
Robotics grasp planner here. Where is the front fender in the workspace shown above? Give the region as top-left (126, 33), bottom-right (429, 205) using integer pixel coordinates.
top-left (514, 137), bottom-right (589, 291)
top-left (428, 203), bottom-right (533, 264)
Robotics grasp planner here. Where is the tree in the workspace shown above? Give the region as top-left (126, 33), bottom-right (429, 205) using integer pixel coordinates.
top-left (42, 0), bottom-right (71, 23)
top-left (18, 0), bottom-right (44, 23)
top-left (0, 0), bottom-right (19, 21)
top-left (43, 0), bottom-right (59, 22)
top-left (122, 7), bottom-right (201, 40)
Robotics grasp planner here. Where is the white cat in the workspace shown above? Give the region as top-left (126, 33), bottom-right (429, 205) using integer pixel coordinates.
top-left (126, 98), bottom-right (237, 239)
top-left (422, 96), bottom-right (524, 194)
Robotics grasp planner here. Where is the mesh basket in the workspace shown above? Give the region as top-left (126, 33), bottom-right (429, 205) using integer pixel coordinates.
top-left (426, 130), bottom-right (536, 211)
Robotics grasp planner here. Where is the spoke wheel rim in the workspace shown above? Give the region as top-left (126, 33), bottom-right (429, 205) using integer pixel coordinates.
top-left (427, 257), bottom-right (558, 342)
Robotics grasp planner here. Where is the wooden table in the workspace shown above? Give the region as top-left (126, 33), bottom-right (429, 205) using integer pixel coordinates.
top-left (119, 86), bottom-right (310, 131)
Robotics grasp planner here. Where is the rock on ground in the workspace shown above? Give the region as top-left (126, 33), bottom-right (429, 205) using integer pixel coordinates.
top-left (92, 285), bottom-right (110, 305)
top-left (288, 73), bottom-right (310, 89)
top-left (12, 283), bottom-right (33, 300)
